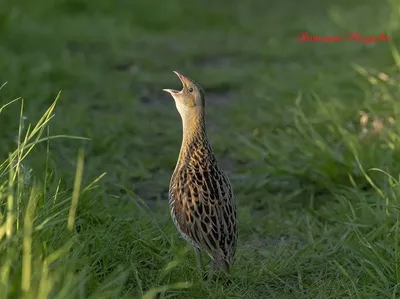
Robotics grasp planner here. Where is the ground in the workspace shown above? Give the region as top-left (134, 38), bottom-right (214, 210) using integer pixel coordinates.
top-left (1, 0), bottom-right (400, 298)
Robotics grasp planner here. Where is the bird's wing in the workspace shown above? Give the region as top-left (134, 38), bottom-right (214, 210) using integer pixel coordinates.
top-left (169, 165), bottom-right (237, 271)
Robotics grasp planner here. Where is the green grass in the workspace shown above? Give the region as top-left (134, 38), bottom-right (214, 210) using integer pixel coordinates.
top-left (1, 0), bottom-right (400, 298)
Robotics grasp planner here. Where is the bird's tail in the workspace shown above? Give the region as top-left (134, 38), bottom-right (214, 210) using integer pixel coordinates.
top-left (216, 258), bottom-right (230, 274)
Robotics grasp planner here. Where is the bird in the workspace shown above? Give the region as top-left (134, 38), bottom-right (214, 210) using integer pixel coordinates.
top-left (162, 71), bottom-right (238, 275)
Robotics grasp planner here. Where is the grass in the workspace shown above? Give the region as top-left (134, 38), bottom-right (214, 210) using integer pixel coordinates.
top-left (1, 0), bottom-right (400, 298)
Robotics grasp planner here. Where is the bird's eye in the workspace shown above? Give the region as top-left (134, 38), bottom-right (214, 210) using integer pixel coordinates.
top-left (188, 87), bottom-right (194, 93)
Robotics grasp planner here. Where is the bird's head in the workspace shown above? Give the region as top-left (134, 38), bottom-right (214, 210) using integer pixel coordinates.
top-left (163, 71), bottom-right (205, 119)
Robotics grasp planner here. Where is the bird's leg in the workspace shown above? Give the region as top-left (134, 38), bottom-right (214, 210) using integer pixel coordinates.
top-left (194, 247), bottom-right (202, 273)
top-left (208, 259), bottom-right (214, 278)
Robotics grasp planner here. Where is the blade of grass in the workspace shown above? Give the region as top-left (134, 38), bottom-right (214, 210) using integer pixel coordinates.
top-left (21, 182), bottom-right (39, 293)
top-left (68, 148), bottom-right (85, 232)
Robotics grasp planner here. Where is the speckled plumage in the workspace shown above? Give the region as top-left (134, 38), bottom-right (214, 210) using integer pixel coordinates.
top-left (163, 71), bottom-right (238, 274)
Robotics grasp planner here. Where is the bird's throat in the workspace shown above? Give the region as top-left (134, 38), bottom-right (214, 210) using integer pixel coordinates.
top-left (177, 112), bottom-right (211, 165)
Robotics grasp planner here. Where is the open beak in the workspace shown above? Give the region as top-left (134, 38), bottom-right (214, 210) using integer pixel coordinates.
top-left (162, 71), bottom-right (185, 94)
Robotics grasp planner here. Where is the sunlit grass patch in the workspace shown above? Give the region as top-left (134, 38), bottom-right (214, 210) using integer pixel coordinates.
top-left (0, 96), bottom-right (193, 298)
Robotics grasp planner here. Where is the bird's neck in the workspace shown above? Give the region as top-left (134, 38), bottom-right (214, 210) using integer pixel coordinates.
top-left (176, 112), bottom-right (213, 165)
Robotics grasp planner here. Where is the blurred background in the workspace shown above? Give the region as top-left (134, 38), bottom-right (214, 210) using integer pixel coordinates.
top-left (0, 0), bottom-right (397, 191)
top-left (1, 0), bottom-right (400, 298)
top-left (0, 0), bottom-right (397, 198)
